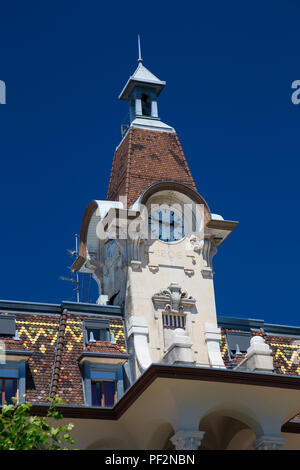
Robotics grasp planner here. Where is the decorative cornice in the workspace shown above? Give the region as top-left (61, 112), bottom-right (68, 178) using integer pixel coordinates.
top-left (0, 300), bottom-right (122, 317)
top-left (29, 364), bottom-right (300, 424)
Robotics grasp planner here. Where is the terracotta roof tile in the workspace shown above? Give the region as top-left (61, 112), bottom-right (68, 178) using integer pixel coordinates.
top-left (86, 341), bottom-right (124, 354)
top-left (220, 328), bottom-right (300, 376)
top-left (0, 336), bottom-right (28, 351)
top-left (107, 127), bottom-right (197, 206)
top-left (1, 309), bottom-right (298, 409)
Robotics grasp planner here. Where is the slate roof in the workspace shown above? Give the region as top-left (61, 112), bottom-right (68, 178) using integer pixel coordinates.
top-left (119, 62), bottom-right (166, 100)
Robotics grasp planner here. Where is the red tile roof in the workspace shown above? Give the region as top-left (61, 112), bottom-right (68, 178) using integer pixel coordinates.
top-left (0, 336), bottom-right (28, 351)
top-left (0, 311), bottom-right (299, 415)
top-left (107, 127), bottom-right (197, 207)
top-left (86, 341), bottom-right (124, 354)
top-left (0, 312), bottom-right (126, 406)
top-left (220, 328), bottom-right (300, 376)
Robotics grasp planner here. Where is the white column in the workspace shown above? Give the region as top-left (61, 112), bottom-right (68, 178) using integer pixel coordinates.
top-left (253, 436), bottom-right (286, 450)
top-left (204, 322), bottom-right (225, 369)
top-left (135, 98), bottom-right (142, 116)
top-left (151, 100), bottom-right (158, 118)
top-left (170, 430), bottom-right (205, 450)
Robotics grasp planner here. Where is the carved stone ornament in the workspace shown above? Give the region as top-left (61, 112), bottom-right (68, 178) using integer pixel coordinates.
top-left (170, 430), bottom-right (205, 450)
top-left (187, 234), bottom-right (204, 254)
top-left (152, 283), bottom-right (196, 313)
top-left (202, 239), bottom-right (217, 269)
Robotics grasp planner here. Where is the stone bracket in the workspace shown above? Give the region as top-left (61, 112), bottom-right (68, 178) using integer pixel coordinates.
top-left (127, 317), bottom-right (152, 372)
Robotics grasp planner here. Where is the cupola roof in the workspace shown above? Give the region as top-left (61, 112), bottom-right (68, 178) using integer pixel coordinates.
top-left (119, 36), bottom-right (166, 100)
top-left (119, 61), bottom-right (166, 100)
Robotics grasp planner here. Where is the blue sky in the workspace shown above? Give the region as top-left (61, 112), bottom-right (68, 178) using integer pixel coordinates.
top-left (0, 1), bottom-right (299, 326)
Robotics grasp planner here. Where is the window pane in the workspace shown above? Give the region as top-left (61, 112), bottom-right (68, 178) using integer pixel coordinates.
top-left (103, 382), bottom-right (115, 407)
top-left (99, 329), bottom-right (107, 341)
top-left (91, 382), bottom-right (101, 406)
top-left (226, 331), bottom-right (251, 354)
top-left (87, 328), bottom-right (109, 342)
top-left (88, 328), bottom-right (98, 341)
top-left (5, 379), bottom-right (17, 404)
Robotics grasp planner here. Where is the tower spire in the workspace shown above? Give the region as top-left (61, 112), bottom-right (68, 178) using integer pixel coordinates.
top-left (138, 35), bottom-right (142, 63)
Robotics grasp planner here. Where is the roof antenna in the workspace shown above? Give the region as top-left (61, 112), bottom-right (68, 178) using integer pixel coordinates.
top-left (138, 34), bottom-right (142, 63)
top-left (59, 233), bottom-right (80, 303)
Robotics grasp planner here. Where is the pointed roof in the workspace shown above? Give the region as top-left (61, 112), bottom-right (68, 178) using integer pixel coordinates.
top-left (119, 62), bottom-right (166, 100)
top-left (107, 127), bottom-right (197, 207)
top-left (131, 62), bottom-right (163, 83)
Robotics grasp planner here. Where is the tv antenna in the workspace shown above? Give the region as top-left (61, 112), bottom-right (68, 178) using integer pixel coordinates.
top-left (59, 233), bottom-right (80, 303)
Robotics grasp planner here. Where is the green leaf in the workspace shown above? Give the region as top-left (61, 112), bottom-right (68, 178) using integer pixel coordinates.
top-left (0, 398), bottom-right (75, 450)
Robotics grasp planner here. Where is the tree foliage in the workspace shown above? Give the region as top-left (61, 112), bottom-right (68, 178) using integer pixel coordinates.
top-left (0, 396), bottom-right (75, 450)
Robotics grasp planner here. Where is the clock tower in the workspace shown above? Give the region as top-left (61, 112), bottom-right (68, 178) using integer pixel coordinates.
top-left (73, 46), bottom-right (238, 382)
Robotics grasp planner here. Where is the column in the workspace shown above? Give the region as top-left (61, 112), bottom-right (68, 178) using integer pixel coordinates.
top-left (253, 436), bottom-right (286, 450)
top-left (135, 97), bottom-right (142, 116)
top-left (151, 100), bottom-right (158, 118)
top-left (170, 430), bottom-right (205, 450)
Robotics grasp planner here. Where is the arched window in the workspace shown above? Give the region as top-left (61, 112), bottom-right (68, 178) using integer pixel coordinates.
top-left (141, 93), bottom-right (151, 116)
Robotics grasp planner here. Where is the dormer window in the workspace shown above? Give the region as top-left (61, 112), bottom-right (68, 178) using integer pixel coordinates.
top-left (84, 319), bottom-right (111, 344)
top-left (87, 328), bottom-right (110, 343)
top-left (141, 93), bottom-right (151, 116)
top-left (226, 330), bottom-right (251, 359)
top-left (0, 315), bottom-right (16, 337)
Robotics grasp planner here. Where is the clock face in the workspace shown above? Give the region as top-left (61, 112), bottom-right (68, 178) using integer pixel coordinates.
top-left (148, 209), bottom-right (184, 242)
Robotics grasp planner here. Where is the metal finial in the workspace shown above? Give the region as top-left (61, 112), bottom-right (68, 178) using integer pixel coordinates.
top-left (138, 35), bottom-right (142, 63)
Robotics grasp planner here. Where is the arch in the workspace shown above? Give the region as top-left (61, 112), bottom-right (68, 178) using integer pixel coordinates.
top-left (145, 420), bottom-right (175, 450)
top-left (282, 407), bottom-right (300, 427)
top-left (135, 181), bottom-right (211, 225)
top-left (75, 182), bottom-right (212, 272)
top-left (73, 200), bottom-right (123, 271)
top-left (226, 428), bottom-right (256, 450)
top-left (198, 404), bottom-right (264, 450)
top-left (141, 93), bottom-right (151, 116)
top-left (199, 413), bottom-right (258, 450)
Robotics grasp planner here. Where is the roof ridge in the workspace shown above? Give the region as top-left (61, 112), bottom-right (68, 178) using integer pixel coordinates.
top-left (124, 127), bottom-right (133, 206)
top-left (173, 132), bottom-right (197, 190)
top-left (50, 309), bottom-right (68, 398)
